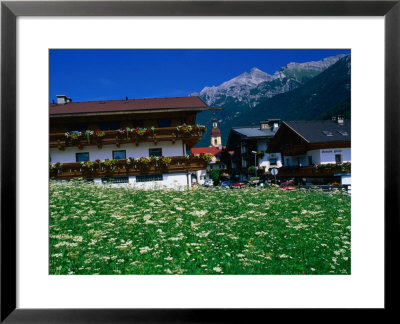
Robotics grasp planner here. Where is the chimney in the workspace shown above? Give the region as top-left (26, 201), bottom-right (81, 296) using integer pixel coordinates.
top-left (337, 116), bottom-right (344, 125)
top-left (260, 121), bottom-right (270, 130)
top-left (56, 95), bottom-right (71, 105)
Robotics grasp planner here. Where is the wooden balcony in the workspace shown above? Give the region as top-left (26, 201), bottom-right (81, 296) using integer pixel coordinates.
top-left (276, 165), bottom-right (351, 178)
top-left (49, 127), bottom-right (204, 151)
top-left (49, 156), bottom-right (208, 180)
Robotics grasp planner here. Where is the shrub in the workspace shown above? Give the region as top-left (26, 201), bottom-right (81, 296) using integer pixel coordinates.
top-left (210, 169), bottom-right (221, 182)
top-left (248, 166), bottom-right (256, 174)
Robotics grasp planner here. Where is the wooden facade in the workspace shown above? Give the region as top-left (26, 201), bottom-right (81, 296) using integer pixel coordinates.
top-left (50, 127), bottom-right (204, 151)
top-left (50, 156), bottom-right (208, 181)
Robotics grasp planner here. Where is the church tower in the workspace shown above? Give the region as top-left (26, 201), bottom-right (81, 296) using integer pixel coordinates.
top-left (210, 118), bottom-right (222, 148)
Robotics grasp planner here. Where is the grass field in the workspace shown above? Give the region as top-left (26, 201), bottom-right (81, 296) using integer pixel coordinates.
top-left (49, 181), bottom-right (351, 275)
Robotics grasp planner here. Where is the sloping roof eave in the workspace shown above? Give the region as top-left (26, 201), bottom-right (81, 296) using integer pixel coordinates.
top-left (49, 96), bottom-right (211, 116)
top-left (282, 122), bottom-right (311, 143)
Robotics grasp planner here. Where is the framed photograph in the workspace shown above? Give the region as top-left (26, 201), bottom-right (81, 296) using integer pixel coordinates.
top-left (1, 0), bottom-right (398, 322)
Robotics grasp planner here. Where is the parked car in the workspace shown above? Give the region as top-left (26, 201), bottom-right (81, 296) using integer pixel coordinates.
top-left (281, 181), bottom-right (296, 190)
top-left (203, 179), bottom-right (214, 187)
top-left (233, 182), bottom-right (246, 188)
top-left (220, 180), bottom-right (234, 188)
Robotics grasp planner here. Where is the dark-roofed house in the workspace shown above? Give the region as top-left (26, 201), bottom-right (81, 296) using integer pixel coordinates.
top-left (266, 117), bottom-right (351, 185)
top-left (49, 95), bottom-right (213, 188)
top-left (224, 120), bottom-right (282, 181)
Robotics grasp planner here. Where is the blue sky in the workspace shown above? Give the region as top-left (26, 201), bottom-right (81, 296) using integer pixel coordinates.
top-left (49, 49), bottom-right (350, 103)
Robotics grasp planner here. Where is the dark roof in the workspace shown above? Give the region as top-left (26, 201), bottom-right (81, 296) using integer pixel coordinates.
top-left (49, 96), bottom-right (208, 116)
top-left (284, 120), bottom-right (351, 143)
top-left (232, 127), bottom-right (277, 138)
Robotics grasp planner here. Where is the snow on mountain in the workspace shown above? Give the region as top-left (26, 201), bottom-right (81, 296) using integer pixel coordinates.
top-left (196, 67), bottom-right (274, 106)
top-left (284, 54), bottom-right (346, 73)
top-left (193, 54), bottom-right (347, 107)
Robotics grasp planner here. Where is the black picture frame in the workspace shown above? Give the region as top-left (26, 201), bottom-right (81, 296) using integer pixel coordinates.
top-left (1, 0), bottom-right (399, 322)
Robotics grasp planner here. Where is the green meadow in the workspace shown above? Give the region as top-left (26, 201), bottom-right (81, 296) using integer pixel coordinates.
top-left (49, 181), bottom-right (351, 275)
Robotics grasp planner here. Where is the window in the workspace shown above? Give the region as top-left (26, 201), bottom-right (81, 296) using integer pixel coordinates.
top-left (100, 122), bottom-right (108, 131)
top-left (102, 176), bottom-right (129, 184)
top-left (69, 124), bottom-right (87, 132)
top-left (69, 124), bottom-right (79, 132)
top-left (109, 122), bottom-right (120, 130)
top-left (214, 139), bottom-right (218, 145)
top-left (269, 158), bottom-right (277, 165)
top-left (136, 174), bottom-right (163, 182)
top-left (322, 131), bottom-right (334, 136)
top-left (149, 148), bottom-right (162, 157)
top-left (132, 120), bottom-right (144, 128)
top-left (113, 150), bottom-right (126, 160)
top-left (337, 130), bottom-right (349, 136)
top-left (100, 122), bottom-right (120, 131)
top-left (76, 152), bottom-right (89, 162)
top-left (158, 119), bottom-right (171, 128)
top-left (335, 154), bottom-right (342, 163)
top-left (308, 156), bottom-right (313, 165)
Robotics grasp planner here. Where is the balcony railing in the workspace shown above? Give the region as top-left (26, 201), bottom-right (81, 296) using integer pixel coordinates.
top-left (49, 155), bottom-right (208, 180)
top-left (50, 127), bottom-right (205, 150)
top-left (276, 164), bottom-right (351, 178)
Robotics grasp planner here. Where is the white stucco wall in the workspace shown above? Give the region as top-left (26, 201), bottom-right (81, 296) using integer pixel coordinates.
top-left (195, 169), bottom-right (207, 185)
top-left (256, 140), bottom-right (282, 170)
top-left (259, 153), bottom-right (282, 170)
top-left (50, 140), bottom-right (185, 163)
top-left (320, 148), bottom-right (351, 164)
top-left (129, 172), bottom-right (188, 189)
top-left (259, 155), bottom-right (268, 167)
top-left (341, 175), bottom-right (351, 185)
top-left (284, 147), bottom-right (351, 166)
top-left (91, 173), bottom-right (188, 189)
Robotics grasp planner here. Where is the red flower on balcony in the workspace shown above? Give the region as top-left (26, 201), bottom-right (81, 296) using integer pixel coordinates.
top-left (131, 127), bottom-right (154, 137)
top-left (94, 129), bottom-right (105, 137)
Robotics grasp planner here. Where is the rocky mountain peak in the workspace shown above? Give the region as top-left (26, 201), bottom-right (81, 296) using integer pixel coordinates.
top-left (193, 54), bottom-right (349, 107)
